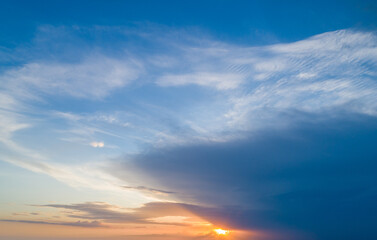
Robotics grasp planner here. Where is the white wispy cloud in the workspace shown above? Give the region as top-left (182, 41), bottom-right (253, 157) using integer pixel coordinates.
top-left (148, 29), bottom-right (377, 136)
top-left (157, 72), bottom-right (244, 90)
top-left (1, 26), bottom-right (377, 207)
top-left (1, 56), bottom-right (142, 99)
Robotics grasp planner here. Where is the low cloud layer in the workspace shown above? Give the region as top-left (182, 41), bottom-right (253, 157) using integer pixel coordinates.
top-left (30, 201), bottom-right (204, 226)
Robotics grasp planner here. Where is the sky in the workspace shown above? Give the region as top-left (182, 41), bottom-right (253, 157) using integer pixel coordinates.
top-left (0, 1), bottom-right (377, 239)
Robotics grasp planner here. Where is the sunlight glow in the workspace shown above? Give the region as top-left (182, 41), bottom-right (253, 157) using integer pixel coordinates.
top-left (214, 228), bottom-right (230, 235)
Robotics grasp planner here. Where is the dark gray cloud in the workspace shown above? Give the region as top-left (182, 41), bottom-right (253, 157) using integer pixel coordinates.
top-left (40, 202), bottom-right (140, 223)
top-left (122, 185), bottom-right (175, 196)
top-left (114, 112), bottom-right (377, 240)
top-left (0, 233), bottom-right (216, 240)
top-left (31, 201), bottom-right (202, 226)
top-left (0, 219), bottom-right (103, 228)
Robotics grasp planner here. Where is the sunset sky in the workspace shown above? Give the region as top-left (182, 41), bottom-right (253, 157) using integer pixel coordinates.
top-left (1, 1), bottom-right (377, 239)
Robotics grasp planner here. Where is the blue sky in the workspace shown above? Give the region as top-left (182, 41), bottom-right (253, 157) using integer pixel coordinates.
top-left (1, 1), bottom-right (377, 240)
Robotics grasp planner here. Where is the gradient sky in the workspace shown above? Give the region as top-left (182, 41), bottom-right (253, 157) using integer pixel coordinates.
top-left (1, 1), bottom-right (377, 240)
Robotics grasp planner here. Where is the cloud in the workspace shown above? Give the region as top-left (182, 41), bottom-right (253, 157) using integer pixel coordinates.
top-left (2, 27), bottom-right (377, 151)
top-left (32, 201), bottom-right (208, 227)
top-left (114, 113), bottom-right (377, 240)
top-left (122, 185), bottom-right (175, 196)
top-left (0, 219), bottom-right (103, 228)
top-left (1, 57), bottom-right (142, 100)
top-left (157, 72), bottom-right (244, 90)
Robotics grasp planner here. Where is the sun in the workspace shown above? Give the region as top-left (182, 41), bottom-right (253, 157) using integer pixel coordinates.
top-left (214, 228), bottom-right (230, 235)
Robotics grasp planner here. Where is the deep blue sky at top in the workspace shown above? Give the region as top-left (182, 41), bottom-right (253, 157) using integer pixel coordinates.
top-left (1, 0), bottom-right (377, 48)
